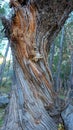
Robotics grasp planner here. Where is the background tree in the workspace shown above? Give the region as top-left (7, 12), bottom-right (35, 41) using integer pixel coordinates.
top-left (0, 42), bottom-right (9, 84)
top-left (49, 41), bottom-right (55, 72)
top-left (56, 27), bottom-right (65, 92)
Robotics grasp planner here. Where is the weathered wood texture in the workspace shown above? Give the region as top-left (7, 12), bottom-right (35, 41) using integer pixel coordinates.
top-left (1, 0), bottom-right (73, 130)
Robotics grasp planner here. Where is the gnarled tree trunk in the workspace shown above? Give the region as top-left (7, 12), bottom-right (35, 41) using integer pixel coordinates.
top-left (1, 0), bottom-right (73, 130)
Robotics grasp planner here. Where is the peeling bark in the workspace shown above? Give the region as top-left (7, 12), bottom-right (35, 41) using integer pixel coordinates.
top-left (1, 0), bottom-right (73, 130)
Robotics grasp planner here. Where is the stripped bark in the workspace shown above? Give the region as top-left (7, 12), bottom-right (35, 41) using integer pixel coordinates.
top-left (1, 0), bottom-right (73, 130)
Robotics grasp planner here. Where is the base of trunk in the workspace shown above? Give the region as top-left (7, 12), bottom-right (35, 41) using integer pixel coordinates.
top-left (1, 86), bottom-right (57, 130)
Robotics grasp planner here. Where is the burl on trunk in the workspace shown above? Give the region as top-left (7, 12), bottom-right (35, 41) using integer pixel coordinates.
top-left (1, 0), bottom-right (73, 130)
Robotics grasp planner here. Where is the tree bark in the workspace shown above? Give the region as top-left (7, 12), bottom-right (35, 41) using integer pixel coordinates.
top-left (1, 0), bottom-right (73, 130)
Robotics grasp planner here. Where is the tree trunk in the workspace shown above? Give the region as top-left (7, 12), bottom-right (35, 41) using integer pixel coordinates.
top-left (56, 27), bottom-right (65, 92)
top-left (1, 0), bottom-right (73, 130)
top-left (49, 42), bottom-right (55, 72)
top-left (0, 42), bottom-right (9, 84)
